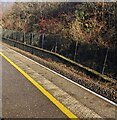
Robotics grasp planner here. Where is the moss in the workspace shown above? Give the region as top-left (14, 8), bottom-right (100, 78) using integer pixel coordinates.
top-left (3, 37), bottom-right (116, 84)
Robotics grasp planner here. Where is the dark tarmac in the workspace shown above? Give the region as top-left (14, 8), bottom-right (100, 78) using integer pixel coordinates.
top-left (2, 57), bottom-right (68, 119)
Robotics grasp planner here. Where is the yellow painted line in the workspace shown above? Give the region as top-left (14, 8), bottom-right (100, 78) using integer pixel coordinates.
top-left (0, 52), bottom-right (79, 120)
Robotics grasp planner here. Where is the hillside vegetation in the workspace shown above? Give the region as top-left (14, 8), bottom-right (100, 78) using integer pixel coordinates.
top-left (2, 2), bottom-right (117, 79)
top-left (3, 2), bottom-right (116, 46)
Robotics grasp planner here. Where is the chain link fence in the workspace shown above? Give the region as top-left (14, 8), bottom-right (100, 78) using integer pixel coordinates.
top-left (2, 29), bottom-right (117, 79)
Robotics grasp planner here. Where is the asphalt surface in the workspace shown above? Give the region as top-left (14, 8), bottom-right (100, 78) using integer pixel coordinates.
top-left (2, 57), bottom-right (68, 119)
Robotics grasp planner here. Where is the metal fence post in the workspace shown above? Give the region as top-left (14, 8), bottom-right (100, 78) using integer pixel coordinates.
top-left (55, 41), bottom-right (57, 53)
top-left (31, 32), bottom-right (33, 45)
top-left (15, 31), bottom-right (17, 40)
top-left (23, 32), bottom-right (25, 43)
top-left (42, 33), bottom-right (45, 49)
top-left (101, 47), bottom-right (109, 75)
top-left (74, 41), bottom-right (78, 61)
